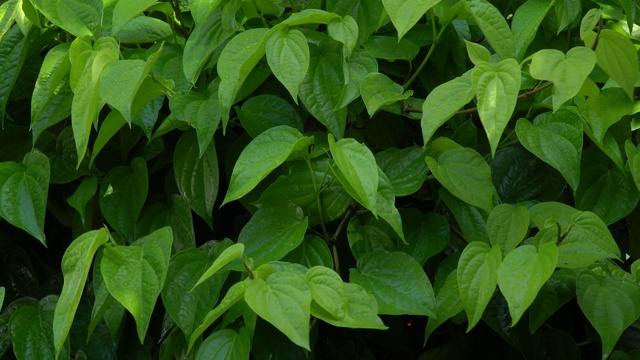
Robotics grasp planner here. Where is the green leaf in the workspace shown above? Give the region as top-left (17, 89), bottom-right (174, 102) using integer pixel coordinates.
top-left (170, 90), bottom-right (221, 156)
top-left (528, 201), bottom-right (578, 229)
top-left (577, 269), bottom-right (640, 359)
top-left (350, 251), bottom-right (436, 316)
top-left (237, 203), bottom-right (308, 269)
top-left (487, 204), bottom-right (529, 255)
top-left (439, 188), bottom-right (489, 243)
top-left (627, 141), bottom-right (640, 193)
top-left (310, 282), bottom-right (387, 329)
top-left (112, 16), bottom-right (172, 44)
top-left (457, 242), bottom-right (501, 330)
top-left (0, 151), bottom-right (49, 244)
top-left (193, 243), bottom-right (244, 289)
top-left (280, 9), bottom-right (341, 26)
top-left (100, 227), bottom-right (173, 343)
top-left (0, 287), bottom-right (4, 312)
top-left (0, 25), bottom-right (30, 127)
top-left (306, 266), bottom-right (348, 318)
top-left (555, 0), bottom-right (580, 33)
top-left (189, 0), bottom-right (223, 26)
top-left (584, 29), bottom-right (638, 99)
top-left (32, 0), bottom-right (102, 37)
top-left (337, 49), bottom-right (378, 108)
top-left (265, 27), bottom-right (309, 103)
top-left (218, 28), bottom-right (268, 130)
top-left (555, 211), bottom-right (621, 268)
top-left (511, 0), bottom-right (553, 60)
top-left (173, 130), bottom-right (219, 228)
top-left (575, 78), bottom-right (633, 143)
top-left (283, 235), bottom-right (334, 268)
top-left (375, 146), bottom-right (428, 197)
top-left (347, 213), bottom-right (397, 260)
top-left (245, 272), bottom-right (312, 350)
top-left (375, 167), bottom-right (405, 242)
top-left (195, 328), bottom-right (251, 360)
top-left (497, 242), bottom-right (558, 325)
top-left (89, 109), bottom-right (125, 166)
top-left (237, 94), bottom-right (304, 138)
top-left (299, 45), bottom-right (346, 137)
top-left (399, 210), bottom-right (450, 265)
top-left (329, 134), bottom-right (378, 214)
top-left (421, 72), bottom-right (475, 145)
top-left (472, 58), bottom-right (521, 156)
top-left (327, 15), bottom-right (358, 55)
top-left (360, 72), bottom-right (413, 117)
top-left (135, 194), bottom-right (196, 253)
top-left (0, 0), bottom-right (19, 40)
top-left (465, 40), bottom-right (492, 65)
top-left (424, 270), bottom-right (464, 342)
top-left (99, 157), bottom-right (148, 241)
top-left (363, 36), bottom-right (420, 61)
top-left (53, 229), bottom-right (108, 358)
top-left (223, 125), bottom-right (311, 205)
top-left (111, 0), bottom-right (156, 34)
top-left (466, 0), bottom-right (515, 59)
top-left (528, 269), bottom-right (576, 333)
top-left (426, 147), bottom-right (495, 212)
top-left (529, 47), bottom-right (596, 111)
top-left (515, 109), bottom-right (583, 192)
top-left (382, 0), bottom-right (441, 39)
top-left (580, 8), bottom-right (601, 41)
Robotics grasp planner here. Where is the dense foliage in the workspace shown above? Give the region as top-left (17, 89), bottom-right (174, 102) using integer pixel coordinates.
top-left (1, 0), bottom-right (640, 358)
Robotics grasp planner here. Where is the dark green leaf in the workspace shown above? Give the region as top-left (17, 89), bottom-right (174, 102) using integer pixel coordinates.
top-left (0, 25), bottom-right (30, 127)
top-left (237, 94), bottom-right (304, 138)
top-left (400, 210), bottom-right (450, 266)
top-left (375, 146), bottom-right (428, 197)
top-left (195, 328), bottom-right (251, 360)
top-left (283, 235), bottom-right (334, 268)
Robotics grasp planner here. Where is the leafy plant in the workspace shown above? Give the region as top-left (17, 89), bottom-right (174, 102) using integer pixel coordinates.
top-left (1, 0), bottom-right (640, 359)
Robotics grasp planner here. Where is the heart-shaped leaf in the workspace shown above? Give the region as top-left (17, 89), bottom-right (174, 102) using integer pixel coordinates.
top-left (382, 0), bottom-right (440, 39)
top-left (486, 204), bottom-right (529, 255)
top-left (170, 90), bottom-right (221, 155)
top-left (360, 72), bottom-right (413, 116)
top-left (265, 27), bottom-right (309, 103)
top-left (306, 266), bottom-right (348, 318)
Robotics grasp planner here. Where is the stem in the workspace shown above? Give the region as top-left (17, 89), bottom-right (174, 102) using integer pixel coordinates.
top-left (402, 12), bottom-right (446, 90)
top-left (591, 17), bottom-right (604, 51)
top-left (243, 258), bottom-right (255, 280)
top-left (329, 205), bottom-right (356, 275)
top-left (170, 0), bottom-right (189, 37)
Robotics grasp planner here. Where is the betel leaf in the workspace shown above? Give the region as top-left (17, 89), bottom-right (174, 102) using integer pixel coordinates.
top-left (577, 269), bottom-right (640, 359)
top-left (465, 0), bottom-right (515, 59)
top-left (310, 282), bottom-right (387, 329)
top-left (375, 167), bottom-right (405, 242)
top-left (471, 58), bottom-right (521, 156)
top-left (556, 211), bottom-right (621, 268)
top-left (283, 235), bottom-right (334, 269)
top-left (486, 204), bottom-right (529, 255)
top-left (193, 243), bottom-right (244, 288)
top-left (426, 147), bottom-right (495, 212)
top-left (237, 94), bottom-right (304, 138)
top-left (218, 28), bottom-right (268, 130)
top-left (299, 44), bottom-right (346, 137)
top-left (575, 78), bottom-right (633, 143)
top-left (99, 157), bottom-right (148, 241)
top-left (89, 110), bottom-right (125, 166)
top-left (400, 210), bottom-right (450, 266)
top-left (496, 241), bottom-right (558, 326)
top-left (223, 125), bottom-right (311, 205)
top-left (32, 0), bottom-right (101, 38)
top-left (511, 0), bottom-right (553, 60)
top-left (347, 213), bottom-right (397, 260)
top-left (189, 0), bottom-right (223, 26)
top-left (338, 49), bottom-right (379, 108)
top-left (52, 229), bottom-right (108, 358)
top-left (424, 270), bottom-right (464, 342)
top-left (465, 40), bottom-right (492, 65)
top-left (244, 271), bottom-right (312, 350)
top-left (627, 141), bottom-right (640, 192)
top-left (0, 25), bottom-right (30, 127)
top-left (375, 146), bottom-right (428, 197)
top-left (100, 227), bottom-right (173, 343)
top-left (555, 0), bottom-right (580, 33)
top-left (421, 72), bottom-right (475, 145)
top-left (360, 72), bottom-right (413, 117)
top-left (529, 269), bottom-right (576, 333)
top-left (328, 134), bottom-right (378, 214)
top-left (515, 109), bottom-right (583, 192)
top-left (363, 36), bottom-right (420, 61)
top-left (135, 195), bottom-right (196, 253)
top-left (382, 0), bottom-right (440, 39)
top-left (195, 328), bottom-right (251, 360)
top-left (528, 201), bottom-right (578, 230)
top-left (112, 16), bottom-right (172, 44)
top-left (170, 90), bottom-right (221, 155)
top-left (111, 0), bottom-right (156, 35)
top-left (306, 266), bottom-right (348, 319)
top-left (350, 251), bottom-right (436, 316)
top-left (584, 29), bottom-right (638, 99)
top-left (265, 27), bottom-right (309, 103)
top-left (0, 151), bottom-right (49, 244)
top-left (237, 203), bottom-right (308, 269)
top-left (327, 15), bottom-right (358, 56)
top-left (280, 9), bottom-right (341, 26)
top-left (529, 47), bottom-right (596, 111)
top-left (457, 242), bottom-right (501, 331)
top-left (580, 8), bottom-right (601, 41)
top-left (439, 188), bottom-right (489, 243)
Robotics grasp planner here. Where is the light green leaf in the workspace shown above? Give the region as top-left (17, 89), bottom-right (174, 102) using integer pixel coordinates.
top-left (580, 8), bottom-right (601, 41)
top-left (350, 251), bottom-right (436, 316)
top-left (193, 243), bottom-right (244, 289)
top-left (511, 0), bottom-right (553, 60)
top-left (310, 282), bottom-right (387, 329)
top-left (360, 72), bottom-right (413, 117)
top-left (486, 204), bottom-right (529, 255)
top-left (337, 49), bottom-right (378, 108)
top-left (577, 269), bottom-right (640, 359)
top-left (223, 125), bottom-right (311, 205)
top-left (189, 0), bottom-right (223, 26)
top-left (421, 72), bottom-right (475, 145)
top-left (283, 235), bottom-right (334, 268)
top-left (170, 90), bottom-right (221, 155)
top-left (465, 40), bottom-right (491, 65)
top-left (466, 0), bottom-right (515, 59)
top-left (529, 47), bottom-right (596, 111)
top-left (0, 0), bottom-right (19, 40)
top-left (375, 146), bottom-right (428, 197)
top-left (584, 29), bottom-right (638, 99)
top-left (195, 328), bottom-right (251, 360)
top-left (112, 16), bottom-right (172, 44)
top-left (472, 58), bottom-right (521, 156)
top-left (100, 227), bottom-right (173, 343)
top-left (327, 15), bottom-right (358, 56)
top-left (53, 229), bottom-right (108, 358)
top-left (99, 158), bottom-right (148, 241)
top-left (515, 109), bottom-right (583, 192)
top-left (66, 176), bottom-right (96, 226)
top-left (555, 0), bottom-right (580, 33)
top-left (280, 9), bottom-right (341, 26)
top-left (424, 270), bottom-right (464, 342)
top-left (575, 78), bottom-right (633, 143)
top-left (329, 134), bottom-right (378, 214)
top-left (556, 211), bottom-right (621, 268)
top-left (457, 242), bottom-right (501, 330)
top-left (237, 203), bottom-right (308, 269)
top-left (306, 266), bottom-right (348, 318)
top-left (528, 201), bottom-right (578, 230)
top-left (382, 0), bottom-right (440, 39)
top-left (426, 147), bottom-right (495, 212)
top-left (218, 28), bottom-right (268, 130)
top-left (0, 25), bottom-right (30, 127)
top-left (245, 272), bottom-right (312, 350)
top-left (265, 27), bottom-right (309, 103)
top-left (32, 0), bottom-right (102, 37)
top-left (112, 0), bottom-right (156, 34)
top-left (497, 241), bottom-right (558, 325)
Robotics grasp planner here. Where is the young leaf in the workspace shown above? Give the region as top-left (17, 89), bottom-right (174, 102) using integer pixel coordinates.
top-left (421, 72), bottom-right (475, 145)
top-left (496, 242), bottom-right (558, 326)
top-left (375, 146), bottom-right (428, 197)
top-left (350, 251), bottom-right (436, 316)
top-left (310, 282), bottom-right (387, 329)
top-left (328, 134), bottom-right (379, 215)
top-left (195, 328), bottom-right (251, 360)
top-left (515, 109), bottom-right (583, 192)
top-left (426, 147), bottom-right (495, 212)
top-left (99, 158), bottom-right (148, 241)
top-left (466, 0), bottom-right (515, 59)
top-left (223, 125), bottom-right (311, 205)
top-left (0, 25), bottom-right (30, 127)
top-left (245, 272), bottom-right (312, 350)
top-left (306, 266), bottom-right (348, 319)
top-left (457, 242), bottom-right (502, 331)
top-left (580, 8), bottom-right (601, 41)
top-left (53, 229), bottom-right (108, 358)
top-left (337, 50), bottom-right (378, 108)
top-left (237, 94), bottom-right (304, 138)
top-left (555, 211), bottom-right (621, 268)
top-left (111, 0), bottom-right (156, 34)
top-left (32, 0), bottom-right (102, 37)
top-left (265, 27), bottom-right (310, 103)
top-left (465, 40), bottom-right (492, 65)
top-left (511, 0), bottom-right (553, 60)
top-left (100, 227), bottom-right (173, 343)
top-left (381, 0), bottom-right (440, 39)
top-left (327, 15), bottom-right (358, 56)
top-left (360, 72), bottom-right (413, 117)
top-left (577, 269), bottom-right (640, 359)
top-left (193, 243), bottom-right (244, 288)
top-left (170, 90), bottom-right (221, 156)
top-left (575, 78), bottom-right (633, 143)
top-left (486, 204), bottom-right (529, 255)
top-left (472, 58), bottom-right (521, 156)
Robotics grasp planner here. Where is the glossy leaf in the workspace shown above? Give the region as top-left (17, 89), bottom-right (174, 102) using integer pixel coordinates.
top-left (350, 251), bottom-right (436, 316)
top-left (363, 36), bottom-right (420, 61)
top-left (265, 27), bottom-right (309, 103)
top-left (511, 0), bottom-right (553, 60)
top-left (529, 269), bottom-right (576, 333)
top-left (66, 176), bottom-right (96, 226)
top-left (193, 243), bottom-right (244, 288)
top-left (327, 15), bottom-right (358, 55)
top-left (465, 40), bottom-right (492, 65)
top-left (439, 188), bottom-right (489, 243)
top-left (306, 266), bottom-right (348, 318)
top-left (111, 0), bottom-right (156, 34)
top-left (382, 0), bottom-right (440, 39)
top-left (283, 235), bottom-right (334, 268)
top-left (0, 25), bottom-right (30, 127)
top-left (466, 0), bottom-right (515, 59)
top-left (486, 204), bottom-right (529, 255)
top-left (237, 94), bottom-right (304, 138)
top-left (424, 270), bottom-right (464, 342)
top-left (310, 282), bottom-right (387, 329)
top-left (348, 213), bottom-right (397, 260)
top-left (170, 89), bottom-right (221, 156)
top-left (575, 78), bottom-right (633, 143)
top-left (556, 211), bottom-right (621, 268)
top-left (195, 328), bottom-right (250, 360)
top-left (375, 146), bottom-right (428, 197)
top-left (375, 167), bottom-right (405, 242)
top-left (360, 72), bottom-right (413, 116)
top-left (135, 194), bottom-right (196, 253)
top-left (32, 0), bottom-right (101, 38)
top-left (400, 210), bottom-right (450, 265)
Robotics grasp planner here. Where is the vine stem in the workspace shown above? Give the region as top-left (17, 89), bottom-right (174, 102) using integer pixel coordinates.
top-left (402, 12), bottom-right (447, 90)
top-left (330, 205), bottom-right (356, 275)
